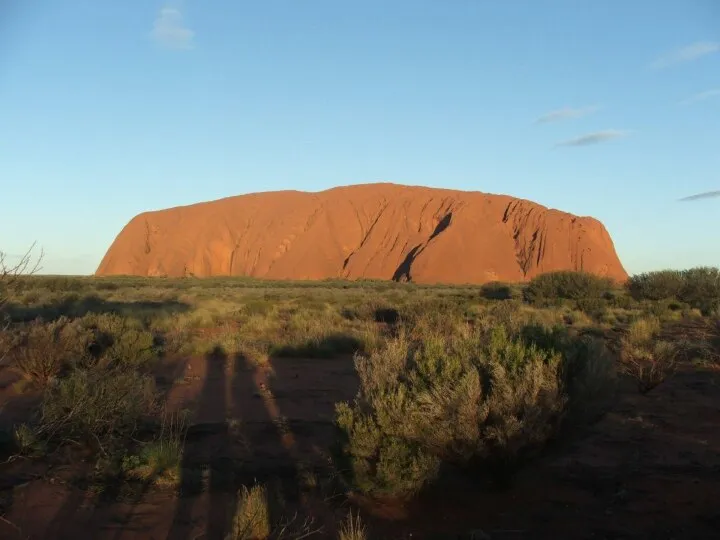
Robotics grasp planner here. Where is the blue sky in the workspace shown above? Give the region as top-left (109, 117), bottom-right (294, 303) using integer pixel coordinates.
top-left (1, 0), bottom-right (718, 275)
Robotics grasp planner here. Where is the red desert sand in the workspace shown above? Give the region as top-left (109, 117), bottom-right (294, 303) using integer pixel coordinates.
top-left (96, 183), bottom-right (627, 283)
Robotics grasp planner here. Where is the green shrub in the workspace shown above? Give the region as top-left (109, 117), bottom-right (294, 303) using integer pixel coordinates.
top-left (80, 313), bottom-right (159, 369)
top-left (123, 412), bottom-right (187, 488)
top-left (626, 270), bottom-right (684, 301)
top-left (6, 317), bottom-right (92, 386)
top-left (38, 366), bottom-right (156, 447)
top-left (242, 299), bottom-right (273, 317)
top-left (399, 297), bottom-right (470, 328)
top-left (619, 317), bottom-right (677, 393)
top-left (334, 336), bottom-right (440, 497)
top-left (521, 324), bottom-right (616, 421)
top-left (574, 297), bottom-right (608, 320)
top-left (13, 423), bottom-right (45, 456)
top-left (335, 326), bottom-right (568, 497)
top-left (677, 267), bottom-right (720, 315)
top-left (627, 267), bottom-right (720, 315)
top-left (398, 308), bottom-right (470, 341)
top-left (524, 271), bottom-right (614, 305)
top-left (227, 484), bottom-right (271, 540)
top-left (480, 281), bottom-right (514, 301)
top-left (606, 291), bottom-right (635, 310)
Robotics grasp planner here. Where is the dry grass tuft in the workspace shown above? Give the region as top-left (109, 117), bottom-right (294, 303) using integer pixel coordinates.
top-left (338, 510), bottom-right (367, 540)
top-left (227, 484), bottom-right (271, 540)
top-left (619, 316), bottom-right (678, 393)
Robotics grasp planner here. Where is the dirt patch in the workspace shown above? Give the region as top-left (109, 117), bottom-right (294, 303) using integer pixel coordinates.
top-left (0, 352), bottom-right (358, 539)
top-left (1, 357), bottom-right (719, 539)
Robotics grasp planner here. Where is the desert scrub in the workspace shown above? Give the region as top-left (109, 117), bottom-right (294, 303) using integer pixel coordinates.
top-left (479, 281), bottom-right (515, 300)
top-left (227, 484), bottom-right (271, 540)
top-left (5, 317), bottom-right (92, 386)
top-left (677, 267), bottom-right (720, 315)
top-left (270, 308), bottom-right (371, 358)
top-left (335, 325), bottom-right (567, 497)
top-left (626, 270), bottom-right (685, 301)
top-left (13, 423), bottom-right (45, 456)
top-left (80, 313), bottom-right (159, 370)
top-left (627, 267), bottom-right (720, 315)
top-left (37, 366), bottom-right (156, 449)
top-left (524, 271), bottom-right (614, 306)
top-left (619, 316), bottom-right (678, 393)
top-left (520, 324), bottom-right (616, 422)
top-left (338, 510), bottom-right (367, 540)
top-left (123, 412), bottom-right (187, 488)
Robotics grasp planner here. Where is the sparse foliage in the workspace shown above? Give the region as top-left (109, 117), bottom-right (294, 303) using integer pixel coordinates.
top-left (0, 243), bottom-right (44, 300)
top-left (5, 317), bottom-right (92, 386)
top-left (627, 267), bottom-right (720, 315)
top-left (38, 366), bottom-right (156, 449)
top-left (524, 271), bottom-right (614, 306)
top-left (227, 484), bottom-right (272, 540)
top-left (626, 270), bottom-right (685, 301)
top-left (619, 317), bottom-right (678, 393)
top-left (480, 281), bottom-right (514, 300)
top-left (123, 411), bottom-right (187, 487)
top-left (0, 243), bottom-right (44, 362)
top-left (338, 510), bottom-right (367, 540)
top-left (80, 313), bottom-right (159, 370)
top-left (2, 266), bottom-right (717, 538)
top-left (335, 325), bottom-right (570, 497)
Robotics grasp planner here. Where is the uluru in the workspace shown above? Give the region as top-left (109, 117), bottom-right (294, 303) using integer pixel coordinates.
top-left (96, 183), bottom-right (627, 284)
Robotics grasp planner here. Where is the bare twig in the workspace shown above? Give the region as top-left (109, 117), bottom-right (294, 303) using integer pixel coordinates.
top-left (0, 242), bottom-right (44, 285)
top-left (0, 514), bottom-right (21, 533)
top-left (0, 243), bottom-right (44, 347)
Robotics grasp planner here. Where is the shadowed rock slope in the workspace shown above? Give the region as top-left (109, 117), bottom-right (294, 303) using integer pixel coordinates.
top-left (96, 183), bottom-right (627, 284)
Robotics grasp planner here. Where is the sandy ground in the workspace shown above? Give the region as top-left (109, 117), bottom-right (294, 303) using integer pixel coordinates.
top-left (1, 353), bottom-right (719, 539)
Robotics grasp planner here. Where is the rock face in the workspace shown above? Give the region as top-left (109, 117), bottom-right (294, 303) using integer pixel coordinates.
top-left (96, 183), bottom-right (627, 283)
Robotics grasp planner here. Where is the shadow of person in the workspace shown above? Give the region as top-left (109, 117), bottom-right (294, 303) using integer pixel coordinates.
top-left (227, 352), bottom-right (304, 529)
top-left (167, 345), bottom-right (229, 540)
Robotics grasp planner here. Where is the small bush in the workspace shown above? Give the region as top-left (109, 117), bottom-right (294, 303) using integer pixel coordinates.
top-left (123, 412), bottom-right (187, 487)
top-left (627, 267), bottom-right (720, 315)
top-left (619, 317), bottom-right (677, 393)
top-left (480, 281), bottom-right (513, 301)
top-left (524, 271), bottom-right (614, 305)
top-left (677, 267), bottom-right (720, 315)
top-left (80, 313), bottom-right (159, 369)
top-left (242, 299), bottom-right (274, 317)
top-left (7, 317), bottom-right (92, 386)
top-left (521, 324), bottom-right (616, 421)
top-left (626, 270), bottom-right (684, 301)
top-left (626, 316), bottom-right (660, 343)
top-left (38, 366), bottom-right (156, 448)
top-left (339, 510), bottom-right (367, 540)
top-left (574, 297), bottom-right (609, 321)
top-left (227, 484), bottom-right (271, 540)
top-left (335, 326), bottom-right (567, 497)
top-left (13, 423), bottom-right (45, 456)
top-left (606, 291), bottom-right (635, 310)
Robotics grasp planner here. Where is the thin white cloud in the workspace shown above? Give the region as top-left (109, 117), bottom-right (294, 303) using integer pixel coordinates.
top-left (680, 89), bottom-right (720, 105)
top-left (650, 41), bottom-right (719, 69)
top-left (556, 129), bottom-right (628, 148)
top-left (678, 190), bottom-right (720, 202)
top-left (151, 6), bottom-right (194, 50)
top-left (535, 105), bottom-right (599, 124)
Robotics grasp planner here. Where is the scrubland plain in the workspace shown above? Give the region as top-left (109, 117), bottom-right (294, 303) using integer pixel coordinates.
top-left (1, 267), bottom-right (719, 539)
